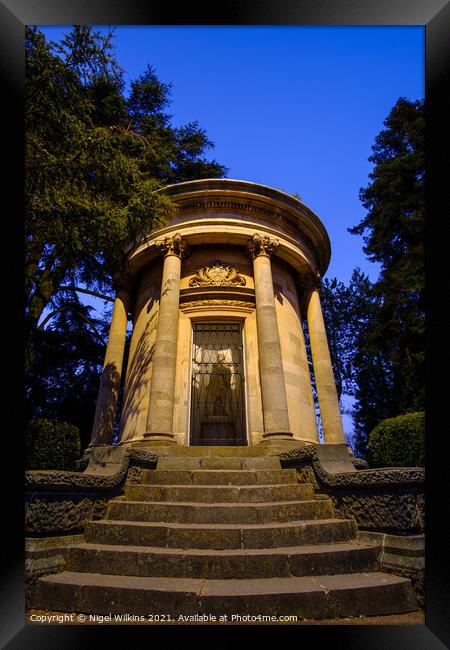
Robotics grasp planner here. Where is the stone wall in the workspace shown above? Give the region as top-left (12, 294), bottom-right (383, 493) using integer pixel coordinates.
top-left (119, 242), bottom-right (326, 446)
top-left (119, 264), bottom-right (162, 443)
top-left (357, 531), bottom-right (425, 608)
top-left (25, 534), bottom-right (85, 610)
top-left (25, 447), bottom-right (161, 535)
top-left (279, 446), bottom-right (425, 534)
top-left (278, 445), bottom-right (425, 605)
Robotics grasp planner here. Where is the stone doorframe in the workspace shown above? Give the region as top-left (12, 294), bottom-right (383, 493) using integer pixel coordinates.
top-left (174, 309), bottom-right (256, 447)
top-left (188, 319), bottom-right (249, 447)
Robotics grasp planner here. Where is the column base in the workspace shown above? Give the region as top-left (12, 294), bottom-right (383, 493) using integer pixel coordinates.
top-left (260, 431), bottom-right (294, 441)
top-left (258, 434), bottom-right (307, 452)
top-left (142, 432), bottom-right (178, 445)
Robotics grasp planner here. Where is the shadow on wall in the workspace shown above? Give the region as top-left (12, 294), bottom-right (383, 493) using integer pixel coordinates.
top-left (161, 271), bottom-right (177, 298)
top-left (118, 296), bottom-right (158, 441)
top-left (273, 282), bottom-right (285, 305)
top-left (94, 362), bottom-right (122, 445)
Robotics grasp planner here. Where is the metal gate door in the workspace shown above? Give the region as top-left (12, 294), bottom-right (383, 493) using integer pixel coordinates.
top-left (190, 323), bottom-right (247, 446)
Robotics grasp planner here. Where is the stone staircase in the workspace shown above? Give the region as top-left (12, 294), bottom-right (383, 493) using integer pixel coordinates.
top-left (34, 448), bottom-right (418, 620)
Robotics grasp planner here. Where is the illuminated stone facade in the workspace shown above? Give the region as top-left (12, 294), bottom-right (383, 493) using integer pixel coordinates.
top-left (90, 179), bottom-right (345, 448)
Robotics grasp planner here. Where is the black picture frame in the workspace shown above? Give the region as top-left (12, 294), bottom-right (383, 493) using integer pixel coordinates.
top-left (2, 0), bottom-right (449, 647)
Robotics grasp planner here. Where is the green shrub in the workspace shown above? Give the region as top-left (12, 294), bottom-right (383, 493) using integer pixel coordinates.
top-left (25, 418), bottom-right (81, 471)
top-left (368, 412), bottom-right (425, 468)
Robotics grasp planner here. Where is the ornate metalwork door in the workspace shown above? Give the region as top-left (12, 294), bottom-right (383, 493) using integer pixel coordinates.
top-left (190, 323), bottom-right (247, 446)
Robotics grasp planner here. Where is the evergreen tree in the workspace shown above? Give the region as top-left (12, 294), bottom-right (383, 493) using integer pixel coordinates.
top-left (25, 26), bottom-right (227, 374)
top-left (25, 26), bottom-right (227, 434)
top-left (319, 277), bottom-right (354, 402)
top-left (303, 98), bottom-right (424, 459)
top-left (25, 297), bottom-right (110, 449)
top-left (348, 97), bottom-right (425, 456)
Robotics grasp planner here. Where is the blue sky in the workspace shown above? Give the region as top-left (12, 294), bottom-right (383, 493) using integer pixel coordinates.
top-left (41, 25), bottom-right (424, 284)
top-left (39, 25), bottom-right (424, 442)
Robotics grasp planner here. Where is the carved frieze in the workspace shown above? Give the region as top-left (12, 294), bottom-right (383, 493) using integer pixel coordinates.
top-left (180, 299), bottom-right (254, 311)
top-left (189, 260), bottom-right (246, 287)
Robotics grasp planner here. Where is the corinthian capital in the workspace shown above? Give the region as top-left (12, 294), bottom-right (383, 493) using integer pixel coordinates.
top-left (247, 233), bottom-right (279, 259)
top-left (155, 233), bottom-right (188, 259)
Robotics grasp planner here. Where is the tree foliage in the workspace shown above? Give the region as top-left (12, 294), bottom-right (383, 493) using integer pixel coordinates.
top-left (25, 25), bottom-right (227, 373)
top-left (25, 26), bottom-right (227, 440)
top-left (368, 412), bottom-right (425, 468)
top-left (350, 98), bottom-right (425, 450)
top-left (319, 98), bottom-right (424, 459)
top-left (25, 418), bottom-right (81, 470)
top-left (24, 293), bottom-right (110, 449)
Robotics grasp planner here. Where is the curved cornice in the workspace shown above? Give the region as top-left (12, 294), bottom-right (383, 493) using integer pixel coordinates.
top-left (125, 179), bottom-right (332, 279)
top-left (158, 179), bottom-right (331, 274)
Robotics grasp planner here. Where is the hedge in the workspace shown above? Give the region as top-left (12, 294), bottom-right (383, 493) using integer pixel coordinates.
top-left (368, 411), bottom-right (425, 468)
top-left (25, 418), bottom-right (81, 471)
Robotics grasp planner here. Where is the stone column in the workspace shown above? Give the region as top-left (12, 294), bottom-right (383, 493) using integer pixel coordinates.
top-left (304, 272), bottom-right (346, 444)
top-left (144, 233), bottom-right (186, 442)
top-left (247, 233), bottom-right (292, 440)
top-left (90, 285), bottom-right (131, 446)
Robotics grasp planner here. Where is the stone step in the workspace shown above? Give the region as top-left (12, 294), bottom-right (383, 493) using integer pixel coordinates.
top-left (35, 571), bottom-right (417, 618)
top-left (107, 498), bottom-right (334, 524)
top-left (140, 469), bottom-right (299, 485)
top-left (124, 483), bottom-right (315, 503)
top-left (85, 518), bottom-right (357, 549)
top-left (133, 445), bottom-right (288, 457)
top-left (157, 457), bottom-right (282, 471)
top-left (67, 542), bottom-right (380, 580)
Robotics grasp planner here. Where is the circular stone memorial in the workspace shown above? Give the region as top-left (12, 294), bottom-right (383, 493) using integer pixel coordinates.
top-left (90, 179), bottom-right (346, 448)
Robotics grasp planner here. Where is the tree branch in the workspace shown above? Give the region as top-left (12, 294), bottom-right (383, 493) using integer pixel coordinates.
top-left (38, 305), bottom-right (107, 346)
top-left (58, 286), bottom-right (115, 303)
